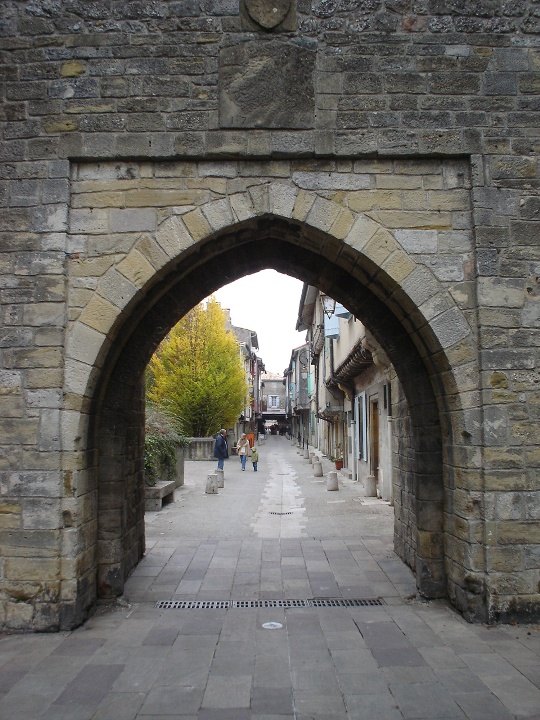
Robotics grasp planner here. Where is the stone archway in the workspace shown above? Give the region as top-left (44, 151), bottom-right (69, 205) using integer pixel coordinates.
top-left (62, 161), bottom-right (480, 626)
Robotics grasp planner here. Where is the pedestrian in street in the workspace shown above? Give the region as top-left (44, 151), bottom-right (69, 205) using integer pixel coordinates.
top-left (250, 445), bottom-right (259, 471)
top-left (237, 433), bottom-right (250, 471)
top-left (213, 428), bottom-right (228, 471)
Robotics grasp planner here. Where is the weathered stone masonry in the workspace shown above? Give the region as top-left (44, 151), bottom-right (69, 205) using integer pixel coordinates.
top-left (1, 1), bottom-right (540, 630)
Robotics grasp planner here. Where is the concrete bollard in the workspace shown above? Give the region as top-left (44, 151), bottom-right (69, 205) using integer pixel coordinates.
top-left (313, 461), bottom-right (323, 477)
top-left (216, 469), bottom-right (224, 488)
top-left (365, 475), bottom-right (377, 497)
top-left (304, 448), bottom-right (310, 459)
top-left (205, 473), bottom-right (218, 494)
top-left (327, 471), bottom-right (339, 491)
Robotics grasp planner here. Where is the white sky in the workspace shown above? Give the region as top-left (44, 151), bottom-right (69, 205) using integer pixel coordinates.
top-left (209, 270), bottom-right (307, 375)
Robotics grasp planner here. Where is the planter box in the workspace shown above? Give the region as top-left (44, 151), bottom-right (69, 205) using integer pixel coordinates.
top-left (145, 480), bottom-right (176, 511)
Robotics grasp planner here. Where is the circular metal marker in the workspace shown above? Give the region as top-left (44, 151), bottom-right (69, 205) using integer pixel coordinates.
top-left (262, 621), bottom-right (283, 629)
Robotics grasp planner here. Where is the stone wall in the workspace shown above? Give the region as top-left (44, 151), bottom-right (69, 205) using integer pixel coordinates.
top-left (185, 438), bottom-right (215, 461)
top-left (1, 0), bottom-right (540, 628)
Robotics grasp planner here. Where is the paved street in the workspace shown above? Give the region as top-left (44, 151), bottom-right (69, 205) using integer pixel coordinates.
top-left (2, 435), bottom-right (540, 719)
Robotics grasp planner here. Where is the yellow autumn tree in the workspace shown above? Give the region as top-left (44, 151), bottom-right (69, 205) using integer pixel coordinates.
top-left (147, 299), bottom-right (248, 437)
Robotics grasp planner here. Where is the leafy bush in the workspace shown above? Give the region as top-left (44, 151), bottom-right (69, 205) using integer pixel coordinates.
top-left (144, 403), bottom-right (188, 487)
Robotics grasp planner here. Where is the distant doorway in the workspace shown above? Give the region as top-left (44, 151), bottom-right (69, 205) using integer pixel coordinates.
top-left (369, 398), bottom-right (380, 494)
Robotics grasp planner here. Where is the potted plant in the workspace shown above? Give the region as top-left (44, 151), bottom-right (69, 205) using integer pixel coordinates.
top-left (331, 447), bottom-right (344, 470)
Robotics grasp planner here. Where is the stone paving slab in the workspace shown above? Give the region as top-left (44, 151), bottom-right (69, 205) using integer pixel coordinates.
top-left (1, 437), bottom-right (540, 719)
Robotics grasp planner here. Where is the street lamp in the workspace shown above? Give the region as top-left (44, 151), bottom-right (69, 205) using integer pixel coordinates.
top-left (321, 293), bottom-right (336, 318)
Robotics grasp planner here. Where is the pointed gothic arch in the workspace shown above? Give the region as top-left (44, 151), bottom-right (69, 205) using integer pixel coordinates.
top-left (62, 184), bottom-right (480, 626)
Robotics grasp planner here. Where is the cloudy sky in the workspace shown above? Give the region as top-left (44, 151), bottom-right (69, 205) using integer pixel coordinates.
top-left (209, 270), bottom-right (307, 375)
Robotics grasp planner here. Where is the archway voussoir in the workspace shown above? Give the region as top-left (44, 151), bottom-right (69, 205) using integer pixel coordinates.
top-left (305, 196), bottom-right (342, 233)
top-left (362, 228), bottom-right (397, 267)
top-left (78, 296), bottom-right (121, 338)
top-left (230, 192), bottom-right (257, 222)
top-left (182, 207), bottom-right (212, 242)
top-left (268, 183), bottom-right (298, 219)
top-left (248, 184), bottom-right (270, 215)
top-left (64, 358), bottom-right (95, 398)
top-left (156, 216), bottom-right (196, 257)
top-left (329, 207), bottom-right (355, 240)
top-left (66, 322), bottom-right (109, 373)
top-left (98, 268), bottom-right (139, 310)
top-left (134, 235), bottom-right (169, 272)
top-left (343, 213), bottom-right (380, 252)
top-left (400, 265), bottom-right (442, 311)
top-left (202, 198), bottom-right (234, 233)
top-left (61, 410), bottom-right (90, 453)
top-left (117, 250), bottom-right (156, 289)
top-left (381, 249), bottom-right (415, 284)
top-left (429, 307), bottom-right (472, 350)
top-left (292, 189), bottom-right (316, 221)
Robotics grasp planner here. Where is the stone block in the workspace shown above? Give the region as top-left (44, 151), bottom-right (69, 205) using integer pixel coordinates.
top-left (429, 307), bottom-right (471, 349)
top-left (306, 196), bottom-right (341, 233)
top-left (344, 213), bottom-right (380, 252)
top-left (117, 249), bottom-right (155, 288)
top-left (78, 295), bottom-right (119, 335)
top-left (22, 497), bottom-right (62, 529)
top-left (381, 251), bottom-right (416, 284)
top-left (182, 207), bottom-right (212, 241)
top-left (22, 302), bottom-right (65, 327)
top-left (99, 268), bottom-right (138, 310)
top-left (156, 216), bottom-right (195, 257)
top-left (202, 198), bottom-right (234, 232)
top-left (230, 191), bottom-right (257, 222)
top-left (329, 208), bottom-right (355, 240)
top-left (66, 321), bottom-right (106, 366)
top-left (70, 208), bottom-right (109, 234)
top-left (395, 229), bottom-right (437, 254)
top-left (363, 228), bottom-right (397, 266)
top-left (219, 39), bottom-right (315, 129)
top-left (110, 208), bottom-right (156, 233)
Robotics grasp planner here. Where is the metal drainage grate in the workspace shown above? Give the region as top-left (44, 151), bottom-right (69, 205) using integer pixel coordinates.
top-left (269, 511), bottom-right (293, 515)
top-left (155, 598), bottom-right (384, 609)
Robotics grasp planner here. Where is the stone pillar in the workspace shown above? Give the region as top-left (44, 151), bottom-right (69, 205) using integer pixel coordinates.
top-left (216, 469), bottom-right (224, 488)
top-left (365, 475), bottom-right (377, 497)
top-left (327, 472), bottom-right (339, 491)
top-left (313, 461), bottom-right (323, 477)
top-left (205, 474), bottom-right (218, 494)
top-left (175, 446), bottom-right (185, 488)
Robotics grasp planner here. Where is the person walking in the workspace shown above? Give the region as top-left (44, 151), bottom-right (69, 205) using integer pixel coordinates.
top-left (250, 445), bottom-right (259, 471)
top-left (237, 433), bottom-right (250, 471)
top-left (213, 429), bottom-right (228, 471)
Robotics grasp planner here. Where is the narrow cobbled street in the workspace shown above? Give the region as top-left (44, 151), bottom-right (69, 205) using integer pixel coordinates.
top-left (1, 436), bottom-right (540, 719)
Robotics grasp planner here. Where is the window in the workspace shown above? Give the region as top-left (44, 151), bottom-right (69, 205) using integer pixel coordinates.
top-left (268, 395), bottom-right (280, 408)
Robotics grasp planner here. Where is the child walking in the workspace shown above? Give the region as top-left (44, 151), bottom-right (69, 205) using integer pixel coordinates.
top-left (250, 445), bottom-right (259, 471)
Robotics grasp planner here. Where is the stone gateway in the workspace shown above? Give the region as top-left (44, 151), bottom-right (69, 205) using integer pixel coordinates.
top-left (1, 0), bottom-right (540, 630)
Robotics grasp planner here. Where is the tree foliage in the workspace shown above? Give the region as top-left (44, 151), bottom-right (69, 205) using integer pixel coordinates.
top-left (147, 299), bottom-right (248, 437)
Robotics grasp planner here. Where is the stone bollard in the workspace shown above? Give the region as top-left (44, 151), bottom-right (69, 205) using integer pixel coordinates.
top-left (216, 469), bottom-right (224, 488)
top-left (205, 473), bottom-right (218, 494)
top-left (365, 475), bottom-right (377, 497)
top-left (304, 448), bottom-right (310, 459)
top-left (327, 471), bottom-right (339, 491)
top-left (313, 461), bottom-right (323, 477)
